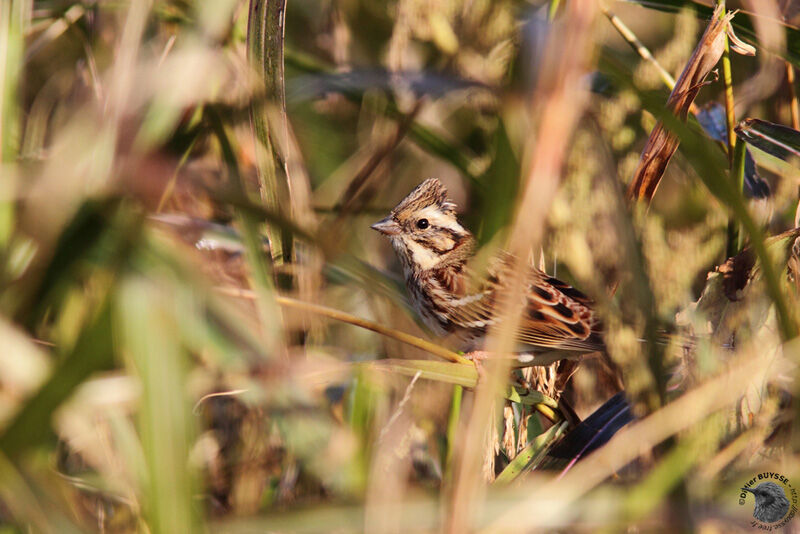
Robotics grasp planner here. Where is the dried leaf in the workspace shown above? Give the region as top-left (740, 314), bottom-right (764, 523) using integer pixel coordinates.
top-left (726, 20), bottom-right (757, 56)
top-left (627, 5), bottom-right (751, 203)
top-left (717, 227), bottom-right (800, 301)
top-left (717, 248), bottom-right (756, 301)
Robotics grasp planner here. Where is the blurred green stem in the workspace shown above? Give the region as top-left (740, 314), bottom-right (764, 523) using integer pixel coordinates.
top-left (717, 0), bottom-right (743, 258)
top-left (208, 110), bottom-right (284, 356)
top-left (156, 129), bottom-right (200, 213)
top-left (601, 4), bottom-right (677, 91)
top-left (217, 287), bottom-right (472, 365)
top-left (726, 137), bottom-right (746, 257)
top-left (788, 62), bottom-right (800, 211)
top-left (0, 0), bottom-right (22, 162)
top-left (444, 384), bottom-right (463, 482)
top-left (247, 0), bottom-right (290, 263)
top-left (548, 0), bottom-right (561, 20)
top-left (787, 62), bottom-right (800, 130)
top-left (717, 1), bottom-right (736, 155)
top-left (0, 0), bottom-right (24, 251)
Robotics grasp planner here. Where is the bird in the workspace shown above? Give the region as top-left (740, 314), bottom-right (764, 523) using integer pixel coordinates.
top-left (370, 178), bottom-right (605, 397)
top-left (742, 482), bottom-right (791, 523)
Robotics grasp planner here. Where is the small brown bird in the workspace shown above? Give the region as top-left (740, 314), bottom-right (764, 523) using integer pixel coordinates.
top-left (371, 178), bottom-right (603, 394)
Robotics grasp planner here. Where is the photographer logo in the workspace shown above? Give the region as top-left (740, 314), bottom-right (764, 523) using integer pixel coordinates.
top-left (739, 472), bottom-right (797, 530)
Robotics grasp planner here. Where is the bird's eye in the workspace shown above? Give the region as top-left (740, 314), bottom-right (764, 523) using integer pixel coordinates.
top-left (416, 219), bottom-right (429, 229)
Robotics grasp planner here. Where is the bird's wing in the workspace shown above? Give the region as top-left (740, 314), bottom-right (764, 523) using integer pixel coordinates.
top-left (442, 257), bottom-right (603, 352)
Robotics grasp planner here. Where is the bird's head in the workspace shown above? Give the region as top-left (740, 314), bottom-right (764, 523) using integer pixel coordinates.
top-left (742, 481), bottom-right (791, 523)
top-left (371, 178), bottom-right (473, 274)
top-left (743, 482), bottom-right (784, 501)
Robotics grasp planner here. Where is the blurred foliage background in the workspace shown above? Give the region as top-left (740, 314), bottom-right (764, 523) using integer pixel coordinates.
top-left (2, 0), bottom-right (800, 532)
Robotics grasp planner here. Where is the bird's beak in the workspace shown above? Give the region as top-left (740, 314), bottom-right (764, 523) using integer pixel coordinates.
top-left (371, 217), bottom-right (401, 236)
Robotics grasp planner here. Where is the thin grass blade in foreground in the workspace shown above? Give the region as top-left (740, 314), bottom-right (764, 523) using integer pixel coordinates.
top-left (0, 452), bottom-right (83, 533)
top-left (448, 2), bottom-right (598, 530)
top-left (218, 287), bottom-right (471, 364)
top-left (0, 0), bottom-right (23, 251)
top-left (208, 111), bottom-right (285, 356)
top-left (247, 0), bottom-right (290, 261)
top-left (369, 360), bottom-right (478, 387)
top-left (494, 421), bottom-right (568, 484)
top-left (117, 277), bottom-right (197, 533)
top-left (735, 118), bottom-right (800, 161)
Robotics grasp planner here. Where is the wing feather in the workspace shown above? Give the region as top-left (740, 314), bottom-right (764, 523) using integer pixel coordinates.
top-left (438, 256), bottom-right (602, 352)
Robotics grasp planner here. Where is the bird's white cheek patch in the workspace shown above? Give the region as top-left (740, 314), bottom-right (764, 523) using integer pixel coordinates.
top-left (406, 239), bottom-right (442, 270)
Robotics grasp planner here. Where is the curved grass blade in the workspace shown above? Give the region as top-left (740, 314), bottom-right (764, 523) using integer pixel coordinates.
top-left (735, 118), bottom-right (800, 162)
top-left (247, 0), bottom-right (290, 261)
top-left (651, 102), bottom-right (797, 339)
top-left (19, 199), bottom-right (128, 326)
top-left (207, 109), bottom-right (284, 356)
top-left (493, 421), bottom-right (568, 484)
top-left (0, 301), bottom-right (113, 459)
top-left (216, 286), bottom-right (471, 363)
top-left (368, 359), bottom-right (478, 388)
top-left (274, 296), bottom-right (471, 365)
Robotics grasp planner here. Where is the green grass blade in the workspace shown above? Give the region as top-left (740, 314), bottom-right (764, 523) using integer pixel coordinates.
top-left (494, 421), bottom-right (568, 484)
top-left (504, 386), bottom-right (558, 409)
top-left (116, 277), bottom-right (197, 533)
top-left (247, 0), bottom-right (290, 262)
top-left (735, 118), bottom-right (800, 162)
top-left (727, 135), bottom-right (746, 257)
top-left (0, 451), bottom-right (83, 533)
top-left (19, 199), bottom-right (134, 327)
top-left (0, 0), bottom-right (23, 250)
top-left (368, 359), bottom-right (478, 387)
top-left (444, 384), bottom-right (463, 482)
top-left (0, 302), bottom-right (113, 459)
top-left (208, 109), bottom-right (284, 355)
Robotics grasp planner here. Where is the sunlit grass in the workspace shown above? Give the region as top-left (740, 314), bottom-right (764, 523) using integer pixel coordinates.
top-left (1, 0), bottom-right (799, 532)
